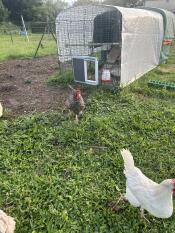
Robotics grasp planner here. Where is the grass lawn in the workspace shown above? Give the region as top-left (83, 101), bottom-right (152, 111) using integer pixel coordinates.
top-left (0, 34), bottom-right (57, 61)
top-left (0, 46), bottom-right (175, 233)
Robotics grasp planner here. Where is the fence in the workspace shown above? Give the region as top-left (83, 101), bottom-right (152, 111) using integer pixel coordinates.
top-left (0, 21), bottom-right (58, 61)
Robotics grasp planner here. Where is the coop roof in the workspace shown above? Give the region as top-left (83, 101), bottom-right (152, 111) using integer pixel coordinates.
top-left (139, 6), bottom-right (175, 38)
top-left (138, 6), bottom-right (175, 63)
top-left (56, 5), bottom-right (113, 21)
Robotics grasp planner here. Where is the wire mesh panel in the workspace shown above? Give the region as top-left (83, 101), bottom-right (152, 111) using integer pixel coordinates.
top-left (0, 21), bottom-right (57, 61)
top-left (56, 5), bottom-right (121, 60)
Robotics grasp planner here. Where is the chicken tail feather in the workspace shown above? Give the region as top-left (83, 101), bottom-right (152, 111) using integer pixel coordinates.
top-left (120, 149), bottom-right (134, 171)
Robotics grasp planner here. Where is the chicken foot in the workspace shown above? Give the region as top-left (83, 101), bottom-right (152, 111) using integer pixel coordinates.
top-left (106, 193), bottom-right (127, 212)
top-left (116, 193), bottom-right (127, 205)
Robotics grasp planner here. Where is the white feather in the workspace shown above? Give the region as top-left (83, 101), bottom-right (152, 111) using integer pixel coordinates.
top-left (0, 210), bottom-right (16, 233)
top-left (121, 149), bottom-right (174, 218)
top-left (125, 187), bottom-right (140, 207)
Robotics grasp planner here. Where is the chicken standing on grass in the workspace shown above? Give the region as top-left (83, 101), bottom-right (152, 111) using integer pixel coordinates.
top-left (65, 85), bottom-right (85, 123)
top-left (120, 149), bottom-right (175, 219)
top-left (0, 210), bottom-right (16, 233)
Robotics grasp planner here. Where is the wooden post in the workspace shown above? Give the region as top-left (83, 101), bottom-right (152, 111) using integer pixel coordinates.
top-left (34, 27), bottom-right (46, 58)
top-left (49, 25), bottom-right (57, 43)
top-left (10, 32), bottom-right (13, 44)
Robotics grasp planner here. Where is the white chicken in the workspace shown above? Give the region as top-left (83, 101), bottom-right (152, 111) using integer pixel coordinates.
top-left (0, 102), bottom-right (3, 118)
top-left (120, 149), bottom-right (175, 219)
top-left (0, 209), bottom-right (16, 233)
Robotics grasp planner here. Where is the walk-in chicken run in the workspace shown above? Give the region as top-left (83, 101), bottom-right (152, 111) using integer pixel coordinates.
top-left (56, 4), bottom-right (175, 87)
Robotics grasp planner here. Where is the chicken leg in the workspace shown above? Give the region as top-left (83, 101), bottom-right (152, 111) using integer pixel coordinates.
top-left (75, 114), bottom-right (79, 124)
top-left (116, 193), bottom-right (127, 205)
top-left (140, 208), bottom-right (150, 223)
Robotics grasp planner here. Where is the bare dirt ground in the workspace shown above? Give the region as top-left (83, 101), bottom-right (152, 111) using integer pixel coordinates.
top-left (0, 56), bottom-right (68, 116)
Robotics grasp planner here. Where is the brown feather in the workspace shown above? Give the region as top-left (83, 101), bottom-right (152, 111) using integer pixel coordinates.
top-left (65, 86), bottom-right (85, 116)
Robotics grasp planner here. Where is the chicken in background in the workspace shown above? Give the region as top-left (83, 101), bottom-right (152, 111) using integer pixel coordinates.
top-left (0, 102), bottom-right (3, 118)
top-left (120, 149), bottom-right (175, 220)
top-left (65, 85), bottom-right (85, 123)
top-left (0, 210), bottom-right (16, 233)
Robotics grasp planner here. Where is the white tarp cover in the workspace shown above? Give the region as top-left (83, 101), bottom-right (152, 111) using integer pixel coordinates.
top-left (137, 7), bottom-right (175, 63)
top-left (160, 9), bottom-right (175, 62)
top-left (163, 9), bottom-right (175, 38)
top-left (114, 7), bottom-right (164, 85)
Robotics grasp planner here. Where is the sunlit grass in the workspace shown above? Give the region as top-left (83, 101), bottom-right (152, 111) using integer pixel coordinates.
top-left (0, 33), bottom-right (57, 61)
top-left (0, 45), bottom-right (175, 232)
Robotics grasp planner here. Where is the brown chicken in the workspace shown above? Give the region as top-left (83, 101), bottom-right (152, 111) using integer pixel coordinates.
top-left (65, 85), bottom-right (85, 123)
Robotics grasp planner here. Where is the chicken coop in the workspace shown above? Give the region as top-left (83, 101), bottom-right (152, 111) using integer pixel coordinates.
top-left (56, 5), bottom-right (174, 86)
top-left (138, 6), bottom-right (175, 63)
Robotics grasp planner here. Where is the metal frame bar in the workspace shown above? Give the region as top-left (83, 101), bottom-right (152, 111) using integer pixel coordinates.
top-left (65, 42), bottom-right (120, 47)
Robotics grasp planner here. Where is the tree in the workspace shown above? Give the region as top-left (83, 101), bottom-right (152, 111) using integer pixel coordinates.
top-left (125, 0), bottom-right (145, 7)
top-left (103, 0), bottom-right (145, 7)
top-left (73, 0), bottom-right (101, 6)
top-left (0, 0), bottom-right (9, 22)
top-left (44, 0), bottom-right (68, 22)
top-left (2, 0), bottom-right (68, 24)
top-left (103, 0), bottom-right (126, 6)
top-left (2, 0), bottom-right (44, 23)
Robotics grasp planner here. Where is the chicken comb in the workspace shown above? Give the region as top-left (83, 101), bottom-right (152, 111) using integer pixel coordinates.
top-left (76, 86), bottom-right (81, 92)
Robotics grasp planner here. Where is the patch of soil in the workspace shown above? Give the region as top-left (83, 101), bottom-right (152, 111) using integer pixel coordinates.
top-left (0, 56), bottom-right (69, 116)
